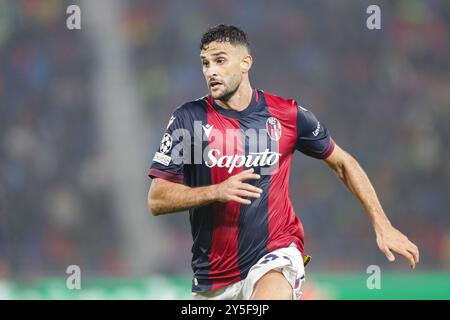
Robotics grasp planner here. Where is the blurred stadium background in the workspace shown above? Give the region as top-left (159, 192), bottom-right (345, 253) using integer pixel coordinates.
top-left (0, 0), bottom-right (449, 299)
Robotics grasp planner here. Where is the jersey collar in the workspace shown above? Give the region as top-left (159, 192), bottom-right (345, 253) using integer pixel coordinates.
top-left (209, 88), bottom-right (259, 119)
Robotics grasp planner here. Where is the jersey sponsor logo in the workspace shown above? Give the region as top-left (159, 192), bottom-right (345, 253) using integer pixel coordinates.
top-left (205, 148), bottom-right (282, 174)
top-left (153, 152), bottom-right (171, 166)
top-left (202, 123), bottom-right (214, 138)
top-left (154, 121), bottom-right (282, 174)
top-left (266, 117), bottom-right (282, 141)
top-left (160, 133), bottom-right (173, 154)
top-left (312, 122), bottom-right (321, 137)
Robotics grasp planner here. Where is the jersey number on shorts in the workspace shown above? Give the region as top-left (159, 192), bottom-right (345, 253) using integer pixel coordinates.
top-left (260, 254), bottom-right (293, 267)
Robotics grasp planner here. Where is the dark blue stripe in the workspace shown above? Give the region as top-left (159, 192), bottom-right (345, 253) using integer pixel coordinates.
top-left (237, 91), bottom-right (271, 280)
top-left (182, 99), bottom-right (214, 292)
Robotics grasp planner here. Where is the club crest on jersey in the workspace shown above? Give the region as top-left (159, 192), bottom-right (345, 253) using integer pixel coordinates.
top-left (266, 117), bottom-right (282, 141)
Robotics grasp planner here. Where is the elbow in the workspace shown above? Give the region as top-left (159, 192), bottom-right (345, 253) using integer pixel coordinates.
top-left (147, 178), bottom-right (180, 216)
top-left (333, 152), bottom-right (353, 180)
top-left (336, 153), bottom-right (359, 180)
top-left (147, 184), bottom-right (163, 216)
top-left (147, 197), bottom-right (161, 216)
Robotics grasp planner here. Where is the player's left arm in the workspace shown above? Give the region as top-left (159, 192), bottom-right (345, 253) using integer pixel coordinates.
top-left (324, 144), bottom-right (420, 268)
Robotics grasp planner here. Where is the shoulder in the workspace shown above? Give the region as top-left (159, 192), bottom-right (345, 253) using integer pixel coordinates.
top-left (261, 90), bottom-right (315, 117)
top-left (260, 90), bottom-right (298, 110)
top-left (172, 96), bottom-right (208, 119)
top-left (260, 90), bottom-right (301, 125)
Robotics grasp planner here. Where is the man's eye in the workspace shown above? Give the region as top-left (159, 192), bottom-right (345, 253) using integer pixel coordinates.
top-left (217, 59), bottom-right (224, 64)
top-left (202, 61), bottom-right (209, 67)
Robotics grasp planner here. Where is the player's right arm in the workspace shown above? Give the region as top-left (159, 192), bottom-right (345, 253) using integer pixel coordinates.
top-left (147, 106), bottom-right (261, 216)
top-left (148, 169), bottom-right (262, 216)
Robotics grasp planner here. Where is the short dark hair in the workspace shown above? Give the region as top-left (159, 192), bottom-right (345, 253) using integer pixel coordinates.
top-left (200, 24), bottom-right (250, 52)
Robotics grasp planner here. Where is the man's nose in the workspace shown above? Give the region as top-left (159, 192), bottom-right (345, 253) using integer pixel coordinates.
top-left (205, 66), bottom-right (218, 79)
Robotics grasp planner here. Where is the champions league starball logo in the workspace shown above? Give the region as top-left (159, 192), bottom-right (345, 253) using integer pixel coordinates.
top-left (159, 133), bottom-right (173, 154)
top-left (266, 117), bottom-right (282, 141)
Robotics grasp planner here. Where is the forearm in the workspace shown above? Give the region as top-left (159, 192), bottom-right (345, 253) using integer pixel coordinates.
top-left (332, 153), bottom-right (391, 229)
top-left (148, 179), bottom-right (218, 215)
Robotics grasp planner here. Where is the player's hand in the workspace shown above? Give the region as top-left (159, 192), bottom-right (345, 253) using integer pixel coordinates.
top-left (375, 223), bottom-right (420, 269)
top-left (214, 168), bottom-right (262, 205)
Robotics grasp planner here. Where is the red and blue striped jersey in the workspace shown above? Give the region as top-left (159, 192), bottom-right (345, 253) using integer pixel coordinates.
top-left (148, 89), bottom-right (335, 292)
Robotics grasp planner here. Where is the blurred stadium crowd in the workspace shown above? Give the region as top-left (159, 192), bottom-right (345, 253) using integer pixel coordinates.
top-left (0, 0), bottom-right (449, 281)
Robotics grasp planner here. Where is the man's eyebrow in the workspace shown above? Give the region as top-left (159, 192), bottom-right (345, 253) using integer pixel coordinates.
top-left (200, 51), bottom-right (228, 59)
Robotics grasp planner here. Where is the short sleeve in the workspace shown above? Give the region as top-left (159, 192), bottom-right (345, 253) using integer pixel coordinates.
top-left (295, 104), bottom-right (335, 159)
top-left (148, 110), bottom-right (191, 184)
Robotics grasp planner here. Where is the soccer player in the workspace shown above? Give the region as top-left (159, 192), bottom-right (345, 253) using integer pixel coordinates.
top-left (147, 24), bottom-right (419, 300)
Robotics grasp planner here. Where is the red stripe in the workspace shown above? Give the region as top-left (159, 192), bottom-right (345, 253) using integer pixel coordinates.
top-left (149, 168), bottom-right (183, 179)
top-left (322, 138), bottom-right (335, 159)
top-left (148, 169), bottom-right (184, 183)
top-left (205, 97), bottom-right (243, 290)
top-left (263, 92), bottom-right (305, 254)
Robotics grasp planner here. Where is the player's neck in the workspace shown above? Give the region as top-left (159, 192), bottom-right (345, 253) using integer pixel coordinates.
top-left (215, 82), bottom-right (253, 112)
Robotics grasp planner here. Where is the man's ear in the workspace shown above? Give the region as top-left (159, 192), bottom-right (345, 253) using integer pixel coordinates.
top-left (241, 54), bottom-right (253, 73)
